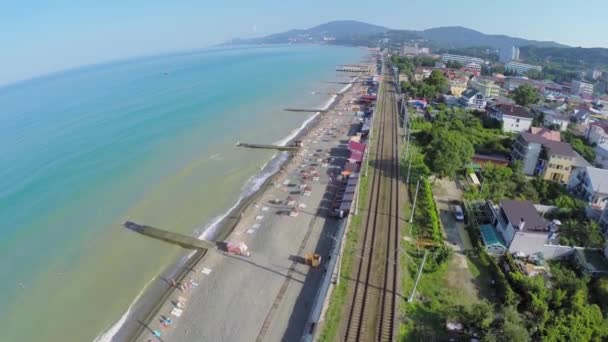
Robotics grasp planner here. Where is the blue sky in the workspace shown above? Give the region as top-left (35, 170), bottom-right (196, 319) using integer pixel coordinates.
top-left (1, 0), bottom-right (606, 86)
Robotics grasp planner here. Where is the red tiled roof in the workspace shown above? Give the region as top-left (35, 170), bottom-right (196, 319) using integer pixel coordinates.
top-left (530, 127), bottom-right (561, 142)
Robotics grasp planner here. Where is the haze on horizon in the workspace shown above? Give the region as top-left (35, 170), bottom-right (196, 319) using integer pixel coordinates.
top-left (1, 0), bottom-right (607, 86)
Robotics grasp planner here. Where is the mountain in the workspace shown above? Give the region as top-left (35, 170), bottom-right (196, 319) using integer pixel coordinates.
top-left (231, 20), bottom-right (388, 44)
top-left (418, 26), bottom-right (567, 50)
top-left (229, 21), bottom-right (567, 50)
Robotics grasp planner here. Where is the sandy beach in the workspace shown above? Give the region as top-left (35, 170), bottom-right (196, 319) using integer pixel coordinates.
top-left (123, 70), bottom-right (370, 342)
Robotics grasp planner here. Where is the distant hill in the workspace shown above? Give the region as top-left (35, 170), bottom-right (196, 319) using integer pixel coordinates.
top-left (229, 21), bottom-right (567, 50)
top-left (418, 26), bottom-right (566, 50)
top-left (230, 20), bottom-right (388, 44)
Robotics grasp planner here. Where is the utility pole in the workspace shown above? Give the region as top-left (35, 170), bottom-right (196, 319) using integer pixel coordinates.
top-left (406, 149), bottom-right (414, 185)
top-left (408, 249), bottom-right (428, 302)
top-left (354, 181), bottom-right (360, 215)
top-left (404, 126), bottom-right (411, 161)
top-left (409, 179), bottom-right (421, 223)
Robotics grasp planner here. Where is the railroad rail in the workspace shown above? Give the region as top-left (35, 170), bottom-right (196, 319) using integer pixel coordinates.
top-left (343, 61), bottom-right (399, 342)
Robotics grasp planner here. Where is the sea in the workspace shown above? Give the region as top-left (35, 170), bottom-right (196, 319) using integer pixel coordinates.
top-left (0, 44), bottom-right (365, 341)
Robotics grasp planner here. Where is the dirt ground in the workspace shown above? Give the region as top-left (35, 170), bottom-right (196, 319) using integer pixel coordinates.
top-left (431, 177), bottom-right (482, 301)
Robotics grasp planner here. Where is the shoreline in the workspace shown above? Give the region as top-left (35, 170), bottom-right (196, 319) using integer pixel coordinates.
top-left (104, 78), bottom-right (356, 342)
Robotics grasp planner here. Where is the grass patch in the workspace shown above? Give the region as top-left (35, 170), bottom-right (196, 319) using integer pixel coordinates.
top-left (397, 132), bottom-right (498, 341)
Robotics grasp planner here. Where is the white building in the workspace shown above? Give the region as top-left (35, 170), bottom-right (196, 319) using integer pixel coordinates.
top-left (586, 122), bottom-right (608, 145)
top-left (459, 88), bottom-right (487, 110)
top-left (505, 61), bottom-right (542, 75)
top-left (487, 104), bottom-right (534, 133)
top-left (487, 200), bottom-right (572, 259)
top-left (543, 113), bottom-right (570, 131)
top-left (441, 54), bottom-right (484, 65)
top-left (571, 80), bottom-right (594, 97)
top-left (402, 43), bottom-right (419, 55)
top-left (595, 142), bottom-right (608, 169)
top-left (568, 166), bottom-right (608, 211)
top-left (512, 46), bottom-right (520, 61)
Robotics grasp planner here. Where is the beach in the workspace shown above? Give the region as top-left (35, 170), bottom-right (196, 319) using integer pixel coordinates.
top-left (123, 70), bottom-right (370, 342)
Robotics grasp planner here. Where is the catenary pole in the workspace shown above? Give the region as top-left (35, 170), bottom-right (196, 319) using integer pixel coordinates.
top-left (409, 179), bottom-right (421, 223)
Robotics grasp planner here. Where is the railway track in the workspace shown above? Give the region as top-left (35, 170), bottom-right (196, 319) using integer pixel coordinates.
top-left (343, 62), bottom-right (400, 342)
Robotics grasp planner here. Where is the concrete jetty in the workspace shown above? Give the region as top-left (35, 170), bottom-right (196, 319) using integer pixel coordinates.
top-left (124, 221), bottom-right (216, 250)
top-left (284, 108), bottom-right (330, 113)
top-left (235, 142), bottom-right (300, 151)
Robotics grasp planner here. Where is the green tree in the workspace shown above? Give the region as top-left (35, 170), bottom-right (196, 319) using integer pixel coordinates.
top-left (427, 128), bottom-right (474, 178)
top-left (526, 69), bottom-right (542, 79)
top-left (492, 65), bottom-right (506, 74)
top-left (512, 84), bottom-right (540, 106)
top-left (446, 60), bottom-right (463, 69)
top-left (559, 220), bottom-right (604, 247)
top-left (500, 306), bottom-right (530, 342)
top-left (592, 278), bottom-right (608, 312)
top-left (427, 70), bottom-right (448, 90)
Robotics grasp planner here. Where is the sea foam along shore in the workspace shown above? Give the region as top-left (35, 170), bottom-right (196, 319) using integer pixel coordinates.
top-left (94, 79), bottom-right (354, 342)
top-left (196, 80), bottom-right (353, 241)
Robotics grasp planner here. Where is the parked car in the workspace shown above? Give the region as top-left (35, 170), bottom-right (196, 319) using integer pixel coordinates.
top-left (452, 204), bottom-right (464, 221)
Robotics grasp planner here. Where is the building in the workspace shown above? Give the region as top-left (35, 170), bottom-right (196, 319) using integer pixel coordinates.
top-left (568, 167), bottom-right (608, 212)
top-left (512, 132), bottom-right (543, 175)
top-left (470, 77), bottom-right (501, 98)
top-left (530, 127), bottom-right (560, 141)
top-left (503, 77), bottom-right (538, 92)
top-left (459, 89), bottom-right (487, 110)
top-left (487, 104), bottom-right (534, 133)
top-left (540, 141), bottom-right (576, 183)
top-left (462, 63), bottom-right (482, 76)
top-left (472, 153), bottom-right (510, 167)
top-left (586, 122), bottom-right (608, 145)
top-left (441, 53), bottom-right (484, 65)
top-left (401, 43), bottom-right (428, 55)
top-left (571, 151), bottom-right (593, 184)
top-left (543, 113), bottom-right (570, 131)
top-left (572, 108), bottom-right (591, 125)
top-left (412, 66), bottom-right (432, 82)
top-left (571, 80), bottom-right (594, 97)
top-left (589, 68), bottom-right (603, 81)
top-left (504, 61), bottom-right (542, 75)
top-left (500, 46), bottom-right (520, 63)
top-left (488, 200), bottom-right (571, 259)
top-left (599, 207), bottom-right (608, 232)
top-left (511, 131), bottom-right (575, 181)
top-left (449, 78), bottom-right (468, 97)
top-left (511, 46), bottom-right (520, 61)
top-left (595, 142), bottom-right (608, 169)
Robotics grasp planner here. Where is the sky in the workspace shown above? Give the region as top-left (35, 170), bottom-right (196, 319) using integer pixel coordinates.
top-left (1, 0), bottom-right (607, 86)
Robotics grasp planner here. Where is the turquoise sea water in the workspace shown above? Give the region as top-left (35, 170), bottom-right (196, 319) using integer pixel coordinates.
top-left (0, 45), bottom-right (364, 341)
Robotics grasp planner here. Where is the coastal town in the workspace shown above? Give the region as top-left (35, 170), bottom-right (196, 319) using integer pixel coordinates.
top-left (124, 40), bottom-right (608, 342)
top-left (6, 6), bottom-right (608, 341)
top-left (386, 42), bottom-right (608, 340)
